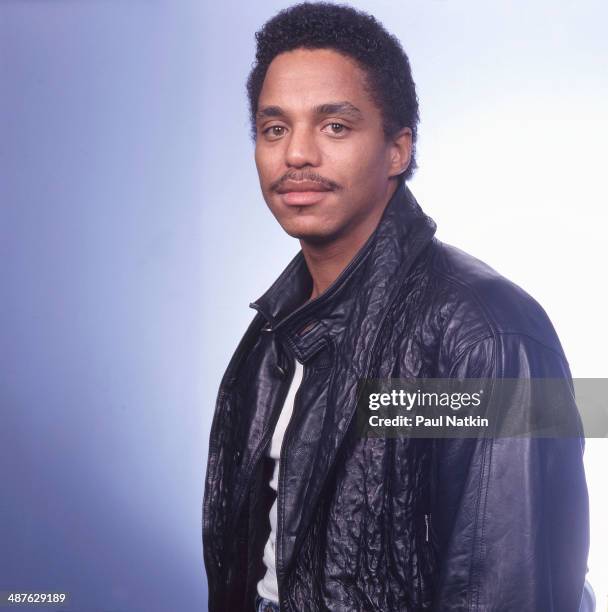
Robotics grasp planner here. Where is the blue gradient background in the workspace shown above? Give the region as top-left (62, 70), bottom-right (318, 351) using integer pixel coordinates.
top-left (1, 1), bottom-right (606, 611)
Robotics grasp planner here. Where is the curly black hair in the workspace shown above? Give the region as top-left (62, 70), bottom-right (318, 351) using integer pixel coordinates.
top-left (246, 2), bottom-right (420, 181)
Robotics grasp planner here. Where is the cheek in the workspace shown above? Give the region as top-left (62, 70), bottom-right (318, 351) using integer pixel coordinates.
top-left (324, 139), bottom-right (386, 189)
top-left (254, 146), bottom-right (265, 177)
top-left (254, 144), bottom-right (271, 173)
top-left (255, 145), bottom-right (285, 188)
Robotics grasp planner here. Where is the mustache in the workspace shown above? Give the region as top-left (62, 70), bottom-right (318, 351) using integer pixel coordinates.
top-left (270, 171), bottom-right (341, 192)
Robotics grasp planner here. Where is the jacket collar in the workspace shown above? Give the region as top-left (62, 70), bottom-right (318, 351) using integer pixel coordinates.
top-left (249, 183), bottom-right (437, 362)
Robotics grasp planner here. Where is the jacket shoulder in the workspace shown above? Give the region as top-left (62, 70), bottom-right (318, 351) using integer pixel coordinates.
top-left (424, 239), bottom-right (567, 366)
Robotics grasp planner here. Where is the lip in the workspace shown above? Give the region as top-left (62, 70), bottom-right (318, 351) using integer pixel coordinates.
top-left (276, 180), bottom-right (333, 206)
top-left (280, 190), bottom-right (331, 205)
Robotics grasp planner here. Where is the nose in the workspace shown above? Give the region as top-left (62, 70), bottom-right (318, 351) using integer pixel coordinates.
top-left (284, 125), bottom-right (321, 168)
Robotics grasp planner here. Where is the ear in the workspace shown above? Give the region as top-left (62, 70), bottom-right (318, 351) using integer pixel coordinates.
top-left (388, 127), bottom-right (412, 179)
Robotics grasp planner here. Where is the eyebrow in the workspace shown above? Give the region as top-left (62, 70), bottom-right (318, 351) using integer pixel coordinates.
top-left (256, 101), bottom-right (363, 123)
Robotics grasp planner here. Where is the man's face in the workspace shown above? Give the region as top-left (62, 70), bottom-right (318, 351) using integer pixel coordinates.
top-left (254, 48), bottom-right (409, 245)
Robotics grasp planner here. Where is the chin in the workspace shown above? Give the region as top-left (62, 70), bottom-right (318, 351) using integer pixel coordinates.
top-left (282, 220), bottom-right (342, 244)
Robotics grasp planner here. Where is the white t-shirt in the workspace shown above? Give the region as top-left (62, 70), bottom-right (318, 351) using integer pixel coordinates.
top-left (256, 359), bottom-right (305, 603)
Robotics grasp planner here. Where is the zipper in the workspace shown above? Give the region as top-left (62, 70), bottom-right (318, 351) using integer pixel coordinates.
top-left (276, 360), bottom-right (307, 612)
top-left (417, 510), bottom-right (434, 603)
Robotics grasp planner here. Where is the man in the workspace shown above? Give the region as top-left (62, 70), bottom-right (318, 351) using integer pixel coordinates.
top-left (202, 3), bottom-right (589, 611)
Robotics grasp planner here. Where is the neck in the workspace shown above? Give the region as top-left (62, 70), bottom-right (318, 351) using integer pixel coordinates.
top-left (302, 180), bottom-right (399, 301)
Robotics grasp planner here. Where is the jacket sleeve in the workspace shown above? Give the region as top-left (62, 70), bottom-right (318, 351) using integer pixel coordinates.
top-left (431, 333), bottom-right (590, 612)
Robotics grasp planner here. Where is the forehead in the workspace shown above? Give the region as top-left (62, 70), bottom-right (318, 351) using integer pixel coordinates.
top-left (258, 48), bottom-right (376, 115)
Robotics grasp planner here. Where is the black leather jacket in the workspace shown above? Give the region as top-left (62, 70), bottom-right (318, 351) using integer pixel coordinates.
top-left (202, 184), bottom-right (589, 611)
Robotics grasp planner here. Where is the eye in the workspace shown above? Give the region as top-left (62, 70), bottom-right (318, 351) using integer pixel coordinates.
top-left (262, 125), bottom-right (287, 139)
top-left (322, 122), bottom-right (350, 136)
